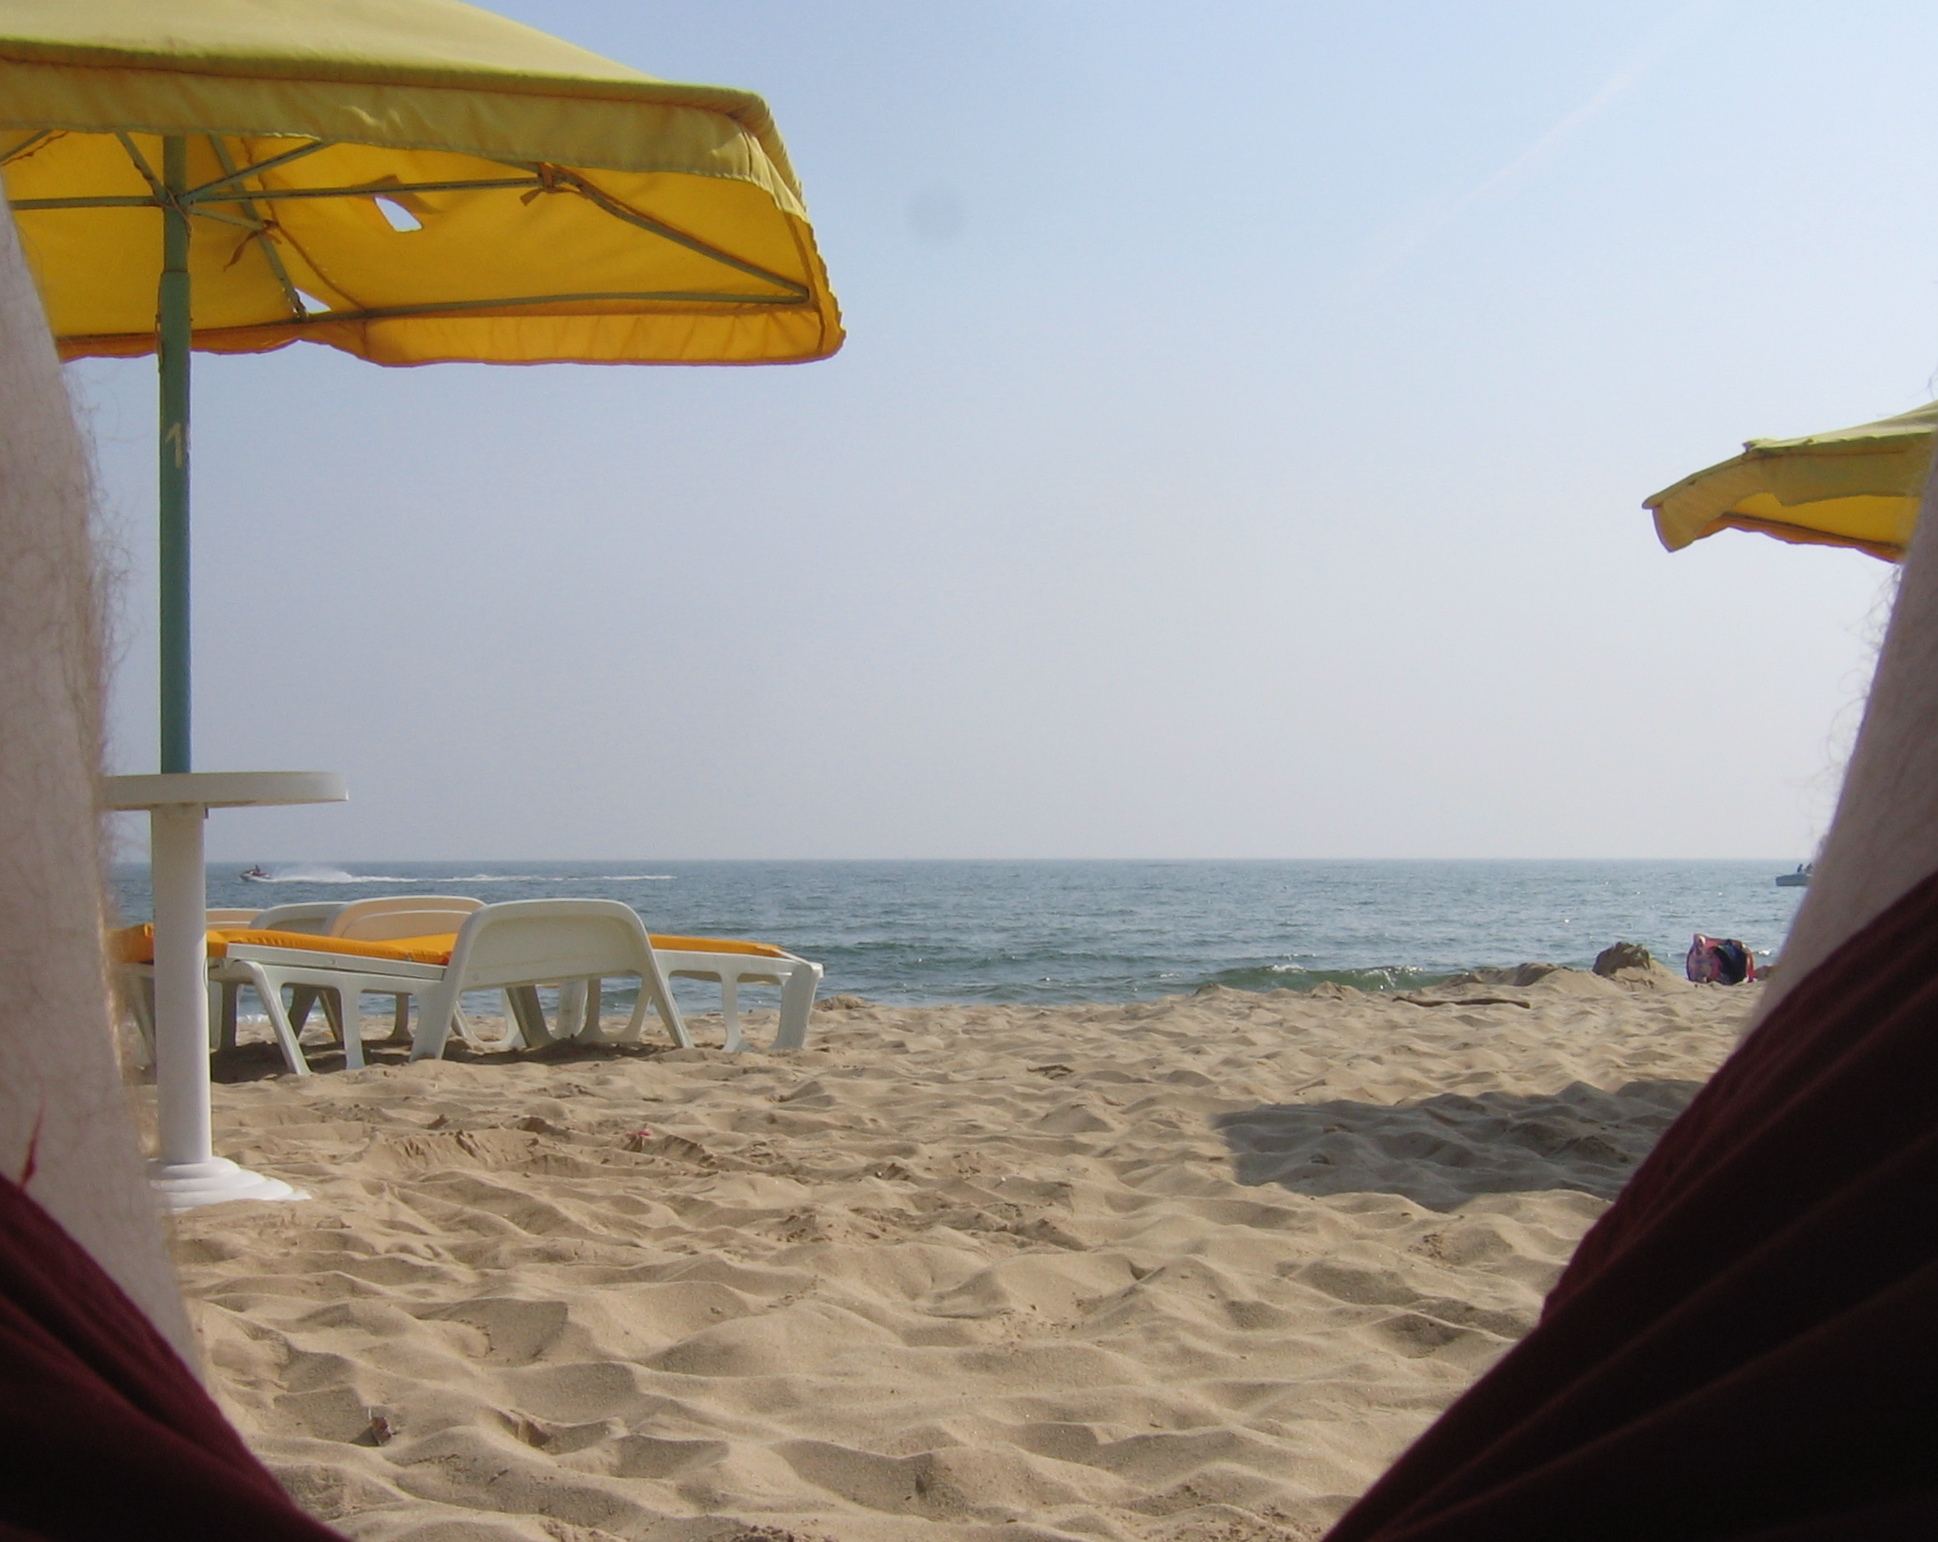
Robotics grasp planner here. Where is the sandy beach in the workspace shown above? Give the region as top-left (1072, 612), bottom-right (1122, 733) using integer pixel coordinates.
top-left (153, 969), bottom-right (1754, 1542)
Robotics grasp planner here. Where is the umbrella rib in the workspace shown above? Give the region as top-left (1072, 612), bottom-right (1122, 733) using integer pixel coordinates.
top-left (306, 289), bottom-right (811, 321)
top-left (213, 176), bottom-right (542, 202)
top-left (529, 165), bottom-right (811, 299)
top-left (52, 282), bottom-right (810, 350)
top-left (194, 171), bottom-right (809, 301)
top-left (187, 205), bottom-right (265, 233)
top-left (0, 129), bottom-right (54, 165)
top-left (185, 139), bottom-right (334, 200)
top-left (205, 136), bottom-right (308, 322)
top-left (114, 131), bottom-right (168, 203)
top-left (9, 194), bottom-right (158, 210)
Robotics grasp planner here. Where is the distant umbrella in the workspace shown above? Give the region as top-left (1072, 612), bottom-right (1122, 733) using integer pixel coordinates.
top-left (1645, 401), bottom-right (1936, 564)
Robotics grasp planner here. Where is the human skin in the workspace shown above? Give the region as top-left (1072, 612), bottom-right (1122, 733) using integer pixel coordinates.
top-left (1746, 466), bottom-right (1938, 1030)
top-left (0, 197), bottom-right (196, 1363)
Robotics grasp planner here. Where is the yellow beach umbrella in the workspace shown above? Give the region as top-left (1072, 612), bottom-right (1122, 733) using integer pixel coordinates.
top-left (0, 0), bottom-right (844, 1210)
top-left (1644, 402), bottom-right (1936, 564)
top-left (0, 0), bottom-right (844, 768)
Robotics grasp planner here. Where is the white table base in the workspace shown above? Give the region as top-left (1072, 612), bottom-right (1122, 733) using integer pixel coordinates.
top-left (149, 1156), bottom-right (306, 1206)
top-left (107, 772), bottom-right (346, 1211)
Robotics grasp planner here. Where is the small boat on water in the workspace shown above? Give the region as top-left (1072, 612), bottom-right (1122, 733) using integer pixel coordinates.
top-left (240, 865), bottom-right (272, 882)
top-left (1775, 864), bottom-right (1813, 888)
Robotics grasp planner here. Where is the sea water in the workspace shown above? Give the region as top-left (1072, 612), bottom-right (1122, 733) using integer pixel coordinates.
top-left (111, 859), bottom-right (1807, 1006)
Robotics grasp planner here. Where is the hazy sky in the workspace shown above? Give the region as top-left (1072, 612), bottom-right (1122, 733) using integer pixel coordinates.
top-left (81, 0), bottom-right (1931, 862)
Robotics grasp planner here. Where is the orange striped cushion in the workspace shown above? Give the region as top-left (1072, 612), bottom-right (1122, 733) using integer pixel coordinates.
top-left (648, 934), bottom-right (791, 959)
top-left (111, 925), bottom-right (790, 966)
top-left (111, 925), bottom-right (457, 965)
top-left (215, 929), bottom-right (459, 963)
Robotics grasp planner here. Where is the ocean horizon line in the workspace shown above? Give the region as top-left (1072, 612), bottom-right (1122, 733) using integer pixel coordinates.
top-left (132, 854), bottom-right (1813, 869)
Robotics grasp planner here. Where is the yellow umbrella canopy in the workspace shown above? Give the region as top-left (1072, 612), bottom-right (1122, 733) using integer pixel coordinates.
top-left (1644, 402), bottom-right (1937, 564)
top-left (0, 0), bottom-right (844, 365)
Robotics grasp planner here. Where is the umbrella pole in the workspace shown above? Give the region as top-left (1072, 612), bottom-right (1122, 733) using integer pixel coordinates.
top-left (145, 138), bottom-right (235, 1207)
top-left (149, 135), bottom-right (212, 1193)
top-left (158, 134), bottom-right (191, 775)
top-left (137, 143), bottom-right (318, 1209)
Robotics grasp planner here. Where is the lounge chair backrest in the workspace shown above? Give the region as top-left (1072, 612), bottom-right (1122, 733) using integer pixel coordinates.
top-left (329, 895), bottom-right (483, 942)
top-left (443, 899), bottom-right (657, 991)
top-left (206, 908), bottom-right (257, 926)
top-left (406, 898), bottom-right (686, 1060)
top-left (250, 902), bottom-right (344, 934)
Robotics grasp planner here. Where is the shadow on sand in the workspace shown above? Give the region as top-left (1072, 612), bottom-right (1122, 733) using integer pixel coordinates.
top-left (200, 1034), bottom-right (679, 1084)
top-left (1213, 1079), bottom-right (1705, 1210)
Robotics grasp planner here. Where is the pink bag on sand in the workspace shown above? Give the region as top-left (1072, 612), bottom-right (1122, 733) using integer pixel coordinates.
top-left (1685, 933), bottom-right (1755, 984)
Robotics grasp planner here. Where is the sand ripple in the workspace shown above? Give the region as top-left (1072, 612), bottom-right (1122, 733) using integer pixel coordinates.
top-left (162, 972), bottom-right (1752, 1541)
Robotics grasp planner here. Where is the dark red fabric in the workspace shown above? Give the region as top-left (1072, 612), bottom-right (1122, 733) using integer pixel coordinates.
top-left (1325, 869), bottom-right (1938, 1542)
top-left (0, 1173), bottom-right (339, 1540)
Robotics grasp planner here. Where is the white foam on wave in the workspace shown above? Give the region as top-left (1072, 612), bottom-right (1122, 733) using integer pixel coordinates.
top-left (444, 873), bottom-right (676, 884)
top-left (244, 866), bottom-right (411, 885)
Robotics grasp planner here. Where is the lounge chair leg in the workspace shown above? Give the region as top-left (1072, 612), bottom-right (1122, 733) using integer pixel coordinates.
top-left (218, 981), bottom-right (241, 1052)
top-left (409, 980), bottom-right (459, 1061)
top-left (562, 977), bottom-right (605, 1040)
top-left (774, 962), bottom-right (820, 1051)
top-left (289, 984), bottom-right (319, 1033)
top-left (557, 978), bottom-right (589, 1038)
top-left (122, 969), bottom-right (157, 1069)
top-left (506, 985), bottom-right (550, 1048)
top-left (239, 965), bottom-right (311, 1076)
top-left (720, 974), bottom-right (747, 1052)
top-left (625, 967), bottom-right (689, 1049)
top-left (336, 986), bottom-right (365, 1070)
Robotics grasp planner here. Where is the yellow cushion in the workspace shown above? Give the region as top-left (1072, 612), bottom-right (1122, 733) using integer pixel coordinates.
top-left (111, 925), bottom-right (457, 965)
top-left (648, 934), bottom-right (790, 960)
top-left (112, 925), bottom-right (790, 966)
top-left (216, 929), bottom-right (460, 964)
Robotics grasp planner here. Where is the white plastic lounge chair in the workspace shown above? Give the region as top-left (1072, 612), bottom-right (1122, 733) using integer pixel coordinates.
top-left (652, 941), bottom-right (823, 1051)
top-left (204, 910), bottom-right (266, 1046)
top-left (119, 902), bottom-right (823, 1073)
top-left (250, 902), bottom-right (344, 933)
top-left (219, 898), bottom-right (691, 1071)
top-left (296, 901), bottom-right (821, 1054)
top-left (201, 898), bottom-right (485, 1061)
top-left (330, 896), bottom-right (485, 938)
top-left (119, 932), bottom-right (309, 1074)
top-left (122, 908), bottom-right (283, 1065)
top-left (204, 904), bottom-right (340, 1055)
top-left (298, 896), bottom-right (486, 1051)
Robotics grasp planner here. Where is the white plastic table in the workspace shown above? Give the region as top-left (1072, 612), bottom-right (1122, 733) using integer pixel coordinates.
top-left (104, 771), bottom-right (346, 1209)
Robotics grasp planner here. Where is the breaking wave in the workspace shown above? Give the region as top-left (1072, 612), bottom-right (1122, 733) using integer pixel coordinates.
top-left (1195, 964), bottom-right (1460, 994)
